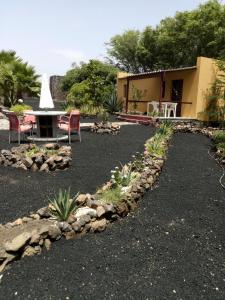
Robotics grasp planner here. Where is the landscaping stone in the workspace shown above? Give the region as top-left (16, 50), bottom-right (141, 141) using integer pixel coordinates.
top-left (3, 232), bottom-right (31, 252)
top-left (75, 194), bottom-right (88, 205)
top-left (75, 207), bottom-right (97, 219)
top-left (37, 206), bottom-right (51, 218)
top-left (22, 245), bottom-right (40, 257)
top-left (90, 218), bottom-right (107, 232)
top-left (91, 122), bottom-right (120, 135)
top-left (96, 206), bottom-right (106, 217)
top-left (0, 143), bottom-right (72, 172)
top-left (43, 239), bottom-right (51, 250)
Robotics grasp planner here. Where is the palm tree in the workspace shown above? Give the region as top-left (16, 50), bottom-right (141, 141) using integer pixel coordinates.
top-left (0, 50), bottom-right (40, 107)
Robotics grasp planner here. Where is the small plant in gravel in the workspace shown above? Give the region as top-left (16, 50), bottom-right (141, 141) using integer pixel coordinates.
top-left (157, 121), bottom-right (173, 137)
top-left (49, 188), bottom-right (79, 221)
top-left (145, 121), bottom-right (173, 158)
top-left (131, 152), bottom-right (145, 172)
top-left (111, 163), bottom-right (140, 189)
top-left (97, 187), bottom-right (122, 204)
top-left (26, 146), bottom-right (58, 158)
top-left (145, 141), bottom-right (166, 158)
top-left (212, 130), bottom-right (225, 145)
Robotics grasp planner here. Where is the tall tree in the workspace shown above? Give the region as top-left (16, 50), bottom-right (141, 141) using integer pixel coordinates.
top-left (62, 59), bottom-right (118, 107)
top-left (106, 30), bottom-right (141, 73)
top-left (106, 0), bottom-right (225, 72)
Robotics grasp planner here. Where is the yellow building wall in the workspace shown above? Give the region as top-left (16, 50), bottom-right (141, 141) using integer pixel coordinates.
top-left (195, 57), bottom-right (218, 120)
top-left (117, 71), bottom-right (198, 116)
top-left (117, 57), bottom-right (221, 119)
top-left (163, 70), bottom-right (199, 118)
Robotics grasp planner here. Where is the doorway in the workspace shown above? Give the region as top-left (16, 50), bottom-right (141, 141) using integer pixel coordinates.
top-left (171, 79), bottom-right (183, 117)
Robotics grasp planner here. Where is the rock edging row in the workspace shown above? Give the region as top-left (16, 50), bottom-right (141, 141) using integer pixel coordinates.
top-left (0, 143), bottom-right (72, 172)
top-left (0, 126), bottom-right (170, 273)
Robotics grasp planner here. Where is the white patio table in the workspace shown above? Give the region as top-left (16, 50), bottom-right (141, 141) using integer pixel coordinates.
top-left (25, 110), bottom-right (68, 142)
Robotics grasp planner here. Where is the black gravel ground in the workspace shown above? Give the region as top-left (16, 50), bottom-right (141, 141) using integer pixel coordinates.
top-left (0, 125), bottom-right (153, 224)
top-left (1, 133), bottom-right (225, 300)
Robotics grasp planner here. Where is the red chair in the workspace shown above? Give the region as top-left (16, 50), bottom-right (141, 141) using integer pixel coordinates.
top-left (58, 110), bottom-right (81, 144)
top-left (23, 110), bottom-right (36, 125)
top-left (6, 112), bottom-right (33, 144)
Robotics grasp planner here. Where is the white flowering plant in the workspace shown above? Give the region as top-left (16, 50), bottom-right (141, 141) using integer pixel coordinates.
top-left (110, 163), bottom-right (140, 189)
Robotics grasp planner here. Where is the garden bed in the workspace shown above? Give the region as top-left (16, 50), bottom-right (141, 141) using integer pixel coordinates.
top-left (0, 143), bottom-right (72, 172)
top-left (0, 128), bottom-right (225, 299)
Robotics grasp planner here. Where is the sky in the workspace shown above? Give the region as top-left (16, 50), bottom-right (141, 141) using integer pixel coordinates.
top-left (0, 0), bottom-right (223, 76)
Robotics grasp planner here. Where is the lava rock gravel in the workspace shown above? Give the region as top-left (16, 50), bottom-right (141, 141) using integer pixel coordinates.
top-left (0, 133), bottom-right (225, 300)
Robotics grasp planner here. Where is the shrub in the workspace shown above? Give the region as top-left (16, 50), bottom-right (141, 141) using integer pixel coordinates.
top-left (213, 130), bottom-right (225, 144)
top-left (60, 102), bottom-right (76, 113)
top-left (49, 189), bottom-right (79, 221)
top-left (10, 104), bottom-right (32, 115)
top-left (79, 104), bottom-right (105, 116)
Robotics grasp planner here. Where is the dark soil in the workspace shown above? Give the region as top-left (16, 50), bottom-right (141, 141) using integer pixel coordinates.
top-left (0, 125), bottom-right (153, 224)
top-left (0, 133), bottom-right (225, 300)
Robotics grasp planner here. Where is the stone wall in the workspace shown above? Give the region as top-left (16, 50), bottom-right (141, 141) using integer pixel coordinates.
top-left (49, 75), bottom-right (66, 101)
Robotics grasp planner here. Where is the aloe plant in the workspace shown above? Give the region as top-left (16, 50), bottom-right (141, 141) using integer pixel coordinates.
top-left (50, 188), bottom-right (79, 221)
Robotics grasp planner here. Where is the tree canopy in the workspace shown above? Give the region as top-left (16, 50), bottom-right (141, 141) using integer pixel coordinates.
top-left (61, 59), bottom-right (118, 107)
top-left (0, 50), bottom-right (40, 107)
top-left (106, 0), bottom-right (225, 73)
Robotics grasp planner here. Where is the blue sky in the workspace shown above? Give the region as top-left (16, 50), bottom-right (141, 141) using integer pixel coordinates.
top-left (0, 0), bottom-right (222, 76)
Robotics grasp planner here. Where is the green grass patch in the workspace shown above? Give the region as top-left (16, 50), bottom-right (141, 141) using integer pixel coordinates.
top-left (97, 187), bottom-right (123, 204)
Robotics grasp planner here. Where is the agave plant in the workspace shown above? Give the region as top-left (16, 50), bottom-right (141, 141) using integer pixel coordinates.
top-left (104, 89), bottom-right (123, 113)
top-left (49, 188), bottom-right (79, 221)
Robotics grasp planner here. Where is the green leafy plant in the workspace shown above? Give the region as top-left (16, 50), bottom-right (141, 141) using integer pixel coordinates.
top-left (131, 152), bottom-right (145, 172)
top-left (61, 102), bottom-right (76, 113)
top-left (145, 141), bottom-right (166, 158)
top-left (156, 121), bottom-right (173, 136)
top-left (79, 104), bottom-right (105, 116)
top-left (111, 163), bottom-right (139, 188)
top-left (212, 130), bottom-right (225, 144)
top-left (97, 187), bottom-right (122, 204)
top-left (10, 104), bottom-right (32, 115)
top-left (49, 188), bottom-right (79, 221)
top-left (26, 146), bottom-right (58, 158)
top-left (131, 84), bottom-right (146, 112)
top-left (104, 89), bottom-right (123, 113)
top-left (99, 109), bottom-right (109, 123)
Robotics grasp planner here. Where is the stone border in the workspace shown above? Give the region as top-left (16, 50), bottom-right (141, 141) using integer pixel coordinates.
top-left (2, 122), bottom-right (221, 273)
top-left (0, 124), bottom-right (171, 272)
top-left (90, 122), bottom-right (120, 135)
top-left (0, 143), bottom-right (72, 172)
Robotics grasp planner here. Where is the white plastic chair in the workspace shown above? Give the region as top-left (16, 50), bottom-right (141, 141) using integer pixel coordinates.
top-left (167, 103), bottom-right (177, 117)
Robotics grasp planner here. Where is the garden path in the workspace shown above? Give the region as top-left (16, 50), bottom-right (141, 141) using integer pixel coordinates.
top-left (0, 133), bottom-right (225, 299)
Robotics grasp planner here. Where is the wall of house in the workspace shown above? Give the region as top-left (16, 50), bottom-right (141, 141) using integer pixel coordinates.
top-left (163, 70), bottom-right (199, 118)
top-left (117, 57), bottom-right (221, 119)
top-left (117, 70), bottom-right (198, 116)
top-left (194, 57), bottom-right (218, 120)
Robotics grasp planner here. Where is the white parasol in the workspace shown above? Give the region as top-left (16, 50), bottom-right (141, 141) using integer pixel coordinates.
top-left (39, 73), bottom-right (54, 109)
